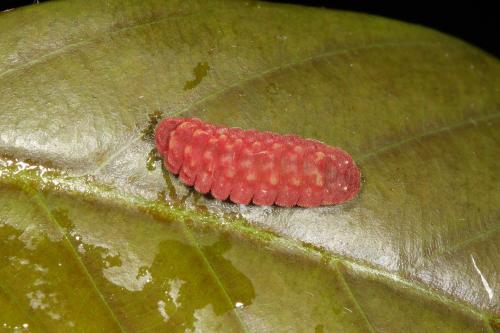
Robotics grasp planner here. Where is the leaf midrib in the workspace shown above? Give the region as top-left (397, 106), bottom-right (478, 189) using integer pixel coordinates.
top-left (92, 105), bottom-right (500, 262)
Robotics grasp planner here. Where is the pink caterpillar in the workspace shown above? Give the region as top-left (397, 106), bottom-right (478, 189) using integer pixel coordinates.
top-left (155, 118), bottom-right (360, 207)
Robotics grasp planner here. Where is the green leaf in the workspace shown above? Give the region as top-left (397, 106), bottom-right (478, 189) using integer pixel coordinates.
top-left (0, 0), bottom-right (498, 332)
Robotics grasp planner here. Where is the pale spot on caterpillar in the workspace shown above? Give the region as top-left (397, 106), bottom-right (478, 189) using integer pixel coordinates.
top-left (193, 129), bottom-right (206, 137)
top-left (252, 141), bottom-right (262, 150)
top-left (291, 176), bottom-right (301, 186)
top-left (314, 152), bottom-right (325, 162)
top-left (169, 137), bottom-right (177, 148)
top-left (226, 167), bottom-right (236, 178)
top-left (221, 154), bottom-right (232, 164)
top-left (246, 172), bottom-right (257, 181)
top-left (315, 173), bottom-right (324, 186)
top-left (178, 122), bottom-right (191, 129)
top-left (270, 174), bottom-right (279, 185)
top-left (263, 162), bottom-right (274, 170)
top-left (240, 159), bottom-right (252, 168)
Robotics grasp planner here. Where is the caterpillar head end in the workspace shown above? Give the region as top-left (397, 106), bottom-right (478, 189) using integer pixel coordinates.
top-left (155, 118), bottom-right (186, 155)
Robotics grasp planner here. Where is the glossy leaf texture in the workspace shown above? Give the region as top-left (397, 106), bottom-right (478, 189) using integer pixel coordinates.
top-left (0, 0), bottom-right (499, 332)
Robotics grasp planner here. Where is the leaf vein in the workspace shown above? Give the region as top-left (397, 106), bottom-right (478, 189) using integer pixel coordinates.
top-left (169, 40), bottom-right (444, 119)
top-left (333, 260), bottom-right (377, 333)
top-left (91, 40), bottom-right (444, 173)
top-left (0, 11), bottom-right (194, 80)
top-left (435, 223), bottom-right (500, 258)
top-left (181, 225), bottom-right (250, 333)
top-left (25, 187), bottom-right (129, 333)
top-left (359, 112), bottom-right (500, 162)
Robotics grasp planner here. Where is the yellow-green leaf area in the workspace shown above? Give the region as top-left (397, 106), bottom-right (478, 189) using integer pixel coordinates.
top-left (0, 0), bottom-right (498, 331)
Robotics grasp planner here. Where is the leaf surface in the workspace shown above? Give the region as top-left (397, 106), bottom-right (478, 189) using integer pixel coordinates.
top-left (0, 0), bottom-right (498, 332)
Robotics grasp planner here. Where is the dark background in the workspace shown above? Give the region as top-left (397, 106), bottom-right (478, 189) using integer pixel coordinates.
top-left (1, 0), bottom-right (498, 58)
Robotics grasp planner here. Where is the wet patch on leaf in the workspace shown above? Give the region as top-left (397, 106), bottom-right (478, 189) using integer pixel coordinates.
top-left (141, 111), bottom-right (164, 142)
top-left (184, 61), bottom-right (210, 91)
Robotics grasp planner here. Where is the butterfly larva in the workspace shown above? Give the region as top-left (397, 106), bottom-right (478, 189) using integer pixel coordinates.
top-left (155, 118), bottom-right (360, 207)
